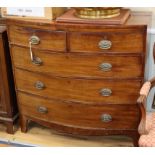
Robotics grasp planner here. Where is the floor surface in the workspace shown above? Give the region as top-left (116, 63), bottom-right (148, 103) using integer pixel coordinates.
top-left (0, 122), bottom-right (133, 147)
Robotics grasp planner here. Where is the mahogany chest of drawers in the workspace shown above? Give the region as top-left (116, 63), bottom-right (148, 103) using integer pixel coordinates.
top-left (6, 12), bottom-right (151, 146)
top-left (0, 25), bottom-right (18, 134)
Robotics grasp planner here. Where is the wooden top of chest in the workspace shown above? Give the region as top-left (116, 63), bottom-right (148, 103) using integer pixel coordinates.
top-left (5, 11), bottom-right (152, 31)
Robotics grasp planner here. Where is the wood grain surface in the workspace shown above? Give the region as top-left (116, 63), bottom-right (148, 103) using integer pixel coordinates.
top-left (18, 92), bottom-right (140, 130)
top-left (11, 46), bottom-right (143, 79)
top-left (15, 69), bottom-right (142, 104)
top-left (8, 25), bottom-right (66, 52)
top-left (69, 31), bottom-right (144, 53)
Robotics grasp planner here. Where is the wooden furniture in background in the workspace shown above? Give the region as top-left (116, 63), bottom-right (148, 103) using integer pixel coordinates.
top-left (0, 18), bottom-right (6, 26)
top-left (6, 11), bottom-right (151, 145)
top-left (0, 26), bottom-right (18, 134)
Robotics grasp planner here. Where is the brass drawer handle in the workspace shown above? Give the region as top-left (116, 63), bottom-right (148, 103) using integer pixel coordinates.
top-left (32, 57), bottom-right (43, 66)
top-left (37, 106), bottom-right (48, 114)
top-left (100, 88), bottom-right (112, 96)
top-left (98, 40), bottom-right (112, 50)
top-left (101, 114), bottom-right (112, 122)
top-left (100, 63), bottom-right (112, 71)
top-left (34, 81), bottom-right (45, 90)
top-left (29, 35), bottom-right (42, 66)
top-left (29, 35), bottom-right (40, 45)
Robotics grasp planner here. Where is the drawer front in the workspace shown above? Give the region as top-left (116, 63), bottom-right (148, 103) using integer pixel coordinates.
top-left (12, 46), bottom-right (143, 79)
top-left (8, 25), bottom-right (66, 51)
top-left (15, 69), bottom-right (142, 104)
top-left (18, 92), bottom-right (140, 129)
top-left (69, 31), bottom-right (144, 53)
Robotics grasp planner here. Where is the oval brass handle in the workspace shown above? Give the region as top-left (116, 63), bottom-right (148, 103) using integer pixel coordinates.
top-left (34, 81), bottom-right (45, 90)
top-left (32, 57), bottom-right (43, 66)
top-left (100, 88), bottom-right (112, 96)
top-left (37, 106), bottom-right (48, 114)
top-left (98, 40), bottom-right (112, 50)
top-left (101, 114), bottom-right (112, 122)
top-left (100, 63), bottom-right (112, 71)
top-left (29, 35), bottom-right (40, 45)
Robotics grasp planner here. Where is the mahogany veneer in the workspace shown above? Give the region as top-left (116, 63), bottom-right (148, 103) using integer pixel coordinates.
top-left (6, 11), bottom-right (151, 146)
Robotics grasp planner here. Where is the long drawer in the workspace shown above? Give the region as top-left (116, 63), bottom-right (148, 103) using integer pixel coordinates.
top-left (18, 92), bottom-right (140, 129)
top-left (11, 46), bottom-right (143, 79)
top-left (69, 31), bottom-right (145, 53)
top-left (8, 25), bottom-right (66, 52)
top-left (15, 69), bottom-right (142, 104)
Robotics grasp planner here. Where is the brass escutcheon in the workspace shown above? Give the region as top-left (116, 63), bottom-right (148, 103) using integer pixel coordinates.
top-left (98, 40), bottom-right (112, 50)
top-left (34, 81), bottom-right (45, 90)
top-left (32, 57), bottom-right (43, 66)
top-left (37, 106), bottom-right (48, 114)
top-left (100, 63), bottom-right (112, 71)
top-left (100, 88), bottom-right (112, 96)
top-left (29, 35), bottom-right (40, 45)
top-left (101, 114), bottom-right (112, 122)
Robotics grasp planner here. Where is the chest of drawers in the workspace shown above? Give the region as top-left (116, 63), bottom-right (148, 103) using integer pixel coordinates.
top-left (6, 12), bottom-right (151, 146)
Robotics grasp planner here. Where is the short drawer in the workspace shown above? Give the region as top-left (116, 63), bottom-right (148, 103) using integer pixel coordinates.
top-left (8, 25), bottom-right (66, 52)
top-left (18, 92), bottom-right (140, 129)
top-left (15, 69), bottom-right (142, 104)
top-left (12, 46), bottom-right (143, 79)
top-left (69, 31), bottom-right (145, 53)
